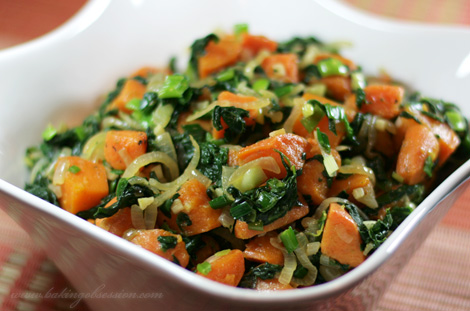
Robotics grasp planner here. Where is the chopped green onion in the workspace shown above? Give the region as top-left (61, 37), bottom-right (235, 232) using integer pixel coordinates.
top-left (74, 126), bottom-right (86, 141)
top-left (253, 78), bottom-right (270, 93)
top-left (248, 221), bottom-right (264, 231)
top-left (230, 201), bottom-right (254, 219)
top-left (169, 56), bottom-right (177, 73)
top-left (392, 171), bottom-right (404, 183)
top-left (131, 110), bottom-right (152, 128)
top-left (317, 58), bottom-right (349, 77)
top-left (216, 68), bottom-right (235, 82)
top-left (234, 23), bottom-right (249, 36)
top-left (445, 110), bottom-right (466, 132)
top-left (316, 128), bottom-right (338, 177)
top-left (424, 155), bottom-right (434, 177)
top-left (197, 262), bottom-right (212, 275)
top-left (293, 265), bottom-right (308, 279)
top-left (111, 169), bottom-right (124, 175)
top-left (209, 195), bottom-right (232, 209)
top-left (274, 85), bottom-right (293, 98)
top-left (125, 98), bottom-right (142, 111)
top-left (351, 71), bottom-right (366, 90)
top-left (302, 102), bottom-right (314, 118)
top-left (68, 165), bottom-right (81, 174)
top-left (158, 74), bottom-right (189, 99)
top-left (42, 124), bottom-right (57, 141)
top-left (304, 84), bottom-right (327, 97)
top-left (280, 226), bottom-right (298, 254)
top-left (323, 154), bottom-right (339, 177)
top-left (215, 249), bottom-right (230, 257)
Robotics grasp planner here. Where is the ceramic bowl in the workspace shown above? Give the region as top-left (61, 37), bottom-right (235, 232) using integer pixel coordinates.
top-left (0, 0), bottom-right (469, 310)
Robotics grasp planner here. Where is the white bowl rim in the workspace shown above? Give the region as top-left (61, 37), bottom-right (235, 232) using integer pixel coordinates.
top-left (1, 0), bottom-right (470, 304)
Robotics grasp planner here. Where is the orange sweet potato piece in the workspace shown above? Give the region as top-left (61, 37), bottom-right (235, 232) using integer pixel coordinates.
top-left (235, 203), bottom-right (309, 240)
top-left (320, 76), bottom-right (352, 102)
top-left (255, 278), bottom-right (294, 291)
top-left (374, 129), bottom-right (396, 158)
top-left (198, 35), bottom-right (242, 78)
top-left (56, 156), bottom-right (109, 214)
top-left (394, 112), bottom-right (460, 165)
top-left (95, 197), bottom-right (134, 237)
top-left (427, 119), bottom-right (460, 165)
top-left (320, 203), bottom-right (365, 267)
top-left (393, 115), bottom-right (419, 150)
top-left (131, 66), bottom-right (171, 78)
top-left (111, 79), bottom-right (146, 114)
top-left (297, 159), bottom-right (328, 205)
top-left (360, 85), bottom-right (404, 119)
top-left (104, 130), bottom-right (148, 170)
top-left (129, 229), bottom-right (189, 268)
top-left (243, 232), bottom-right (284, 265)
top-left (237, 133), bottom-right (308, 179)
top-left (396, 124), bottom-right (440, 185)
top-left (157, 179), bottom-right (222, 236)
top-left (196, 249), bottom-right (245, 286)
top-left (261, 53), bottom-right (299, 83)
top-left (242, 33), bottom-right (278, 55)
top-left (328, 174), bottom-right (371, 198)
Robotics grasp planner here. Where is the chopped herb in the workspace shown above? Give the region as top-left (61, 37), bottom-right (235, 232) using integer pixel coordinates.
top-left (280, 226), bottom-right (298, 253)
top-left (161, 193), bottom-right (180, 218)
top-left (423, 155), bottom-right (434, 177)
top-left (399, 111), bottom-right (422, 124)
top-left (176, 212), bottom-right (192, 232)
top-left (183, 235), bottom-right (206, 261)
top-left (158, 236), bottom-right (178, 252)
top-left (354, 89), bottom-right (367, 109)
top-left (253, 263), bottom-right (282, 280)
top-left (68, 165), bottom-right (81, 174)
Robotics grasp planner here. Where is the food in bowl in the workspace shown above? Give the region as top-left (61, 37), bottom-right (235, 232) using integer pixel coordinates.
top-left (23, 25), bottom-right (470, 290)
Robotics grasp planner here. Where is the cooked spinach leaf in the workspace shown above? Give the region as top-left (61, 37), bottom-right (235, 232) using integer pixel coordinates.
top-left (197, 142), bottom-right (228, 186)
top-left (212, 105), bottom-right (249, 142)
top-left (228, 152), bottom-right (301, 226)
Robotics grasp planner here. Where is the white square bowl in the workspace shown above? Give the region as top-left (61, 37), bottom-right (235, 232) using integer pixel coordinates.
top-left (1, 1), bottom-right (470, 310)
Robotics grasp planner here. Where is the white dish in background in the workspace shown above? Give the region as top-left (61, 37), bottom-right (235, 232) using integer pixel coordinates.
top-left (0, 0), bottom-right (469, 310)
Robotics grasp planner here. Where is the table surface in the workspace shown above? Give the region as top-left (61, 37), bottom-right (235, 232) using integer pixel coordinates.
top-left (1, 0), bottom-right (469, 310)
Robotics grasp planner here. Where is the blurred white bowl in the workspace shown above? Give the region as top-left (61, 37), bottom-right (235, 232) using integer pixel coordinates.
top-left (0, 0), bottom-right (469, 310)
